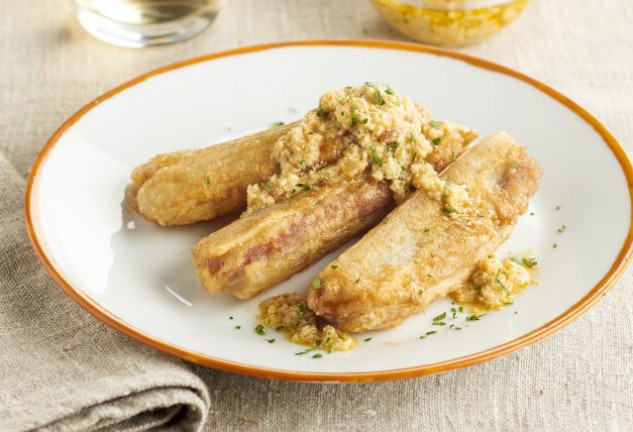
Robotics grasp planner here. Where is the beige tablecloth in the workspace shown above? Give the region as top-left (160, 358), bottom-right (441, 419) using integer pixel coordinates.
top-left (1, 0), bottom-right (632, 430)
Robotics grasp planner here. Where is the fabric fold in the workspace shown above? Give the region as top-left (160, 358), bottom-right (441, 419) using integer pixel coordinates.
top-left (0, 153), bottom-right (209, 432)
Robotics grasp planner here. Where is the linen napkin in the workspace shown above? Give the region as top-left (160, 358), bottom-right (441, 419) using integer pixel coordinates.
top-left (0, 153), bottom-right (209, 431)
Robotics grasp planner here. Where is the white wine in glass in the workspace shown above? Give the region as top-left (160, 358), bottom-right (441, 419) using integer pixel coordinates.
top-left (72, 0), bottom-right (225, 47)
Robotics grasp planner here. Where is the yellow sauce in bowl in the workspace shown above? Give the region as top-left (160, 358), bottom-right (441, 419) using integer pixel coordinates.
top-left (371, 0), bottom-right (530, 47)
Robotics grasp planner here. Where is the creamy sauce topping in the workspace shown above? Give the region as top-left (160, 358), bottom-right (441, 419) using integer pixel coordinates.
top-left (452, 254), bottom-right (538, 312)
top-left (246, 83), bottom-right (474, 215)
top-left (258, 293), bottom-right (356, 352)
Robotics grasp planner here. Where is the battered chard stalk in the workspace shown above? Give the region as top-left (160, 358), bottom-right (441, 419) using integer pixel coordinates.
top-left (307, 132), bottom-right (542, 332)
top-left (193, 85), bottom-right (477, 299)
top-left (127, 122), bottom-right (297, 225)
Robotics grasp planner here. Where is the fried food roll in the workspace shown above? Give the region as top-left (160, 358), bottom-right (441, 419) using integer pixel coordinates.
top-left (192, 122), bottom-right (475, 299)
top-left (127, 123), bottom-right (297, 225)
top-left (307, 132), bottom-right (543, 332)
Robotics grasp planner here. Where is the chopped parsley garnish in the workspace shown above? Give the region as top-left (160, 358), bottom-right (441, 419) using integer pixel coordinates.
top-left (458, 306), bottom-right (464, 313)
top-left (426, 331), bottom-right (437, 335)
top-left (362, 117), bottom-right (369, 124)
top-left (295, 348), bottom-right (316, 356)
top-left (432, 312), bottom-right (447, 326)
top-left (315, 339), bottom-right (322, 346)
top-left (530, 212), bottom-right (535, 216)
top-left (296, 183), bottom-right (311, 191)
top-left (555, 205), bottom-right (561, 210)
top-left (265, 338), bottom-right (276, 344)
top-left (205, 176), bottom-right (211, 186)
top-left (272, 121), bottom-right (285, 127)
top-left (311, 277), bottom-right (322, 290)
top-left (511, 257), bottom-right (538, 268)
top-left (316, 108), bottom-right (326, 117)
top-left (431, 137), bottom-right (442, 146)
top-left (418, 289), bottom-right (424, 295)
top-left (312, 353), bottom-right (323, 359)
top-left (234, 325), bottom-right (241, 330)
top-left (495, 269), bottom-right (509, 293)
top-left (326, 344), bottom-right (333, 353)
top-left (423, 228), bottom-right (430, 233)
top-left (451, 307), bottom-right (457, 319)
top-left (355, 278), bottom-right (360, 284)
top-left (299, 160), bottom-right (307, 171)
top-left (557, 224), bottom-right (566, 233)
top-left (265, 181), bottom-right (272, 190)
top-left (374, 89), bottom-right (386, 105)
top-left (553, 243), bottom-right (558, 249)
top-left (441, 207), bottom-right (457, 214)
top-left (275, 162), bottom-right (281, 172)
top-left (255, 324), bottom-right (265, 335)
top-left (275, 326), bottom-right (285, 331)
top-left (364, 337), bottom-right (373, 342)
top-left (364, 81), bottom-right (374, 87)
top-left (430, 120), bottom-right (443, 129)
top-left (351, 111), bottom-right (362, 126)
top-left (369, 147), bottom-right (383, 166)
top-left (298, 304), bottom-right (305, 314)
top-left (229, 316), bottom-right (234, 320)
top-left (330, 265), bottom-right (338, 270)
top-left (388, 142), bottom-right (398, 152)
top-left (385, 87), bottom-right (395, 95)
top-left (466, 314), bottom-right (486, 321)
top-left (382, 217), bottom-right (389, 224)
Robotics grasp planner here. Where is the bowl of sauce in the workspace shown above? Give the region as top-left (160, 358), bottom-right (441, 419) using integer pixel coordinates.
top-left (371, 0), bottom-right (530, 47)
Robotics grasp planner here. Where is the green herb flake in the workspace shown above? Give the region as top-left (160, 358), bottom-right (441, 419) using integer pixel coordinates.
top-left (511, 257), bottom-right (538, 269)
top-left (458, 306), bottom-right (464, 313)
top-left (298, 304), bottom-right (305, 314)
top-left (423, 228), bottom-right (430, 233)
top-left (374, 89), bottom-right (386, 105)
top-left (312, 277), bottom-right (322, 290)
top-left (265, 338), bottom-right (276, 344)
top-left (466, 314), bottom-right (486, 321)
top-left (265, 181), bottom-right (272, 190)
top-left (295, 348), bottom-right (316, 356)
top-left (296, 183), bottom-right (311, 191)
top-left (355, 278), bottom-right (360, 284)
top-left (495, 269), bottom-right (509, 293)
top-left (312, 353), bottom-right (323, 359)
top-left (433, 312), bottom-right (446, 323)
top-left (326, 344), bottom-right (333, 353)
top-left (430, 120), bottom-right (443, 129)
top-left (205, 176), bottom-right (211, 186)
top-left (275, 326), bottom-right (285, 332)
top-left (431, 137), bottom-right (442, 146)
top-left (385, 87), bottom-right (395, 95)
top-left (369, 146), bottom-right (383, 167)
top-left (426, 331), bottom-right (437, 336)
top-left (315, 339), bottom-right (322, 346)
top-left (330, 265), bottom-right (338, 270)
top-left (441, 207), bottom-right (457, 214)
top-left (382, 217), bottom-right (389, 225)
top-left (276, 162), bottom-right (282, 172)
top-left (530, 212), bottom-right (535, 216)
top-left (234, 325), bottom-right (241, 330)
top-left (418, 289), bottom-right (424, 296)
top-left (351, 112), bottom-right (362, 126)
top-left (451, 307), bottom-right (457, 319)
top-left (361, 117), bottom-right (369, 124)
top-left (229, 316), bottom-right (234, 320)
top-left (255, 324), bottom-right (265, 335)
top-left (364, 337), bottom-right (373, 342)
top-left (299, 160), bottom-right (307, 171)
top-left (555, 205), bottom-right (561, 210)
top-left (553, 243), bottom-right (558, 249)
top-left (317, 108), bottom-right (326, 118)
top-left (557, 224), bottom-right (566, 233)
top-left (272, 121), bottom-right (285, 127)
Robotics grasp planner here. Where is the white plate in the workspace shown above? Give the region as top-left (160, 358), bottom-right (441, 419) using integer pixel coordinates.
top-left (27, 41), bottom-right (633, 382)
